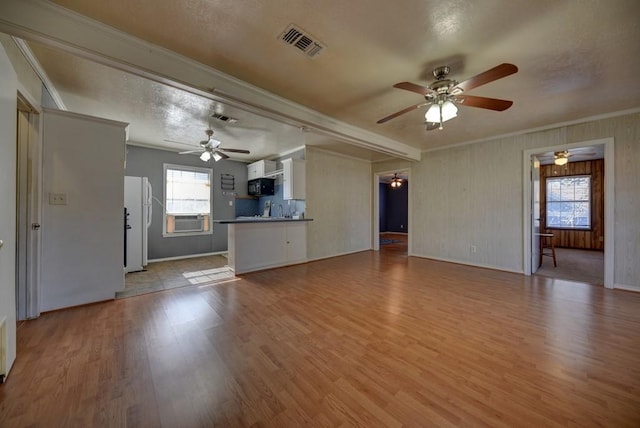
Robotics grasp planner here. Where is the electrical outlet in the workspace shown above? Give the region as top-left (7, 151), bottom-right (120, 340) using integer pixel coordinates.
top-left (49, 193), bottom-right (67, 205)
top-left (228, 200), bottom-right (233, 206)
top-left (470, 245), bottom-right (477, 253)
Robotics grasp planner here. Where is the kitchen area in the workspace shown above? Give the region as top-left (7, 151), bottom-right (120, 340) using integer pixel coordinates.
top-left (215, 156), bottom-right (313, 274)
top-left (124, 145), bottom-right (312, 281)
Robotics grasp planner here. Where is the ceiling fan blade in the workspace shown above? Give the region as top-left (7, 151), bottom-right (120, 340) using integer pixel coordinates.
top-left (178, 150), bottom-right (202, 154)
top-left (457, 95), bottom-right (513, 111)
top-left (218, 147), bottom-right (250, 154)
top-left (377, 102), bottom-right (428, 124)
top-left (393, 82), bottom-right (433, 95)
top-left (453, 63), bottom-right (518, 93)
top-left (214, 150), bottom-right (230, 160)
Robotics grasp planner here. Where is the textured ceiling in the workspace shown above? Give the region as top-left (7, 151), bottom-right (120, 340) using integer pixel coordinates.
top-left (7, 0), bottom-right (640, 160)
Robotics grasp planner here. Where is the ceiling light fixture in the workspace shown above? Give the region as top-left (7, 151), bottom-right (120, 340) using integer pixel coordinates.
top-left (200, 151), bottom-right (211, 162)
top-left (554, 151), bottom-right (569, 166)
top-left (390, 173), bottom-right (403, 188)
top-left (211, 151), bottom-right (224, 162)
top-left (425, 98), bottom-right (458, 130)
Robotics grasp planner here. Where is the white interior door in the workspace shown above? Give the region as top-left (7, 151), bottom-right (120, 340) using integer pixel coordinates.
top-left (531, 156), bottom-right (541, 273)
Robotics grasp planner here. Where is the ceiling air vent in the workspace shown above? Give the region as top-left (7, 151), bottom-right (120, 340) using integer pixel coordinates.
top-left (279, 24), bottom-right (325, 58)
top-left (211, 113), bottom-right (238, 123)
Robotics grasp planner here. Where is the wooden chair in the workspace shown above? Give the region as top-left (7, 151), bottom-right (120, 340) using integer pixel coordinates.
top-left (538, 232), bottom-right (557, 268)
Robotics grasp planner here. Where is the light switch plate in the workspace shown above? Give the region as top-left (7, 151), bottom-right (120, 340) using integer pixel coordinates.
top-left (49, 193), bottom-right (67, 205)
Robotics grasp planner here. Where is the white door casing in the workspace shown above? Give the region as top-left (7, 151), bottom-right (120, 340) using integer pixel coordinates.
top-left (531, 156), bottom-right (541, 274)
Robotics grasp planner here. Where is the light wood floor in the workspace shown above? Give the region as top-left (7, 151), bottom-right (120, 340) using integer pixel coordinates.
top-left (2, 247), bottom-right (640, 427)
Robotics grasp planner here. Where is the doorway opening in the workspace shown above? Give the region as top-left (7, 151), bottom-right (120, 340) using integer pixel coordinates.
top-left (373, 169), bottom-right (410, 255)
top-left (523, 138), bottom-right (614, 288)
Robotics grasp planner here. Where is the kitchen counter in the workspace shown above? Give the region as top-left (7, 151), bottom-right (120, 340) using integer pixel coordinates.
top-left (216, 217), bottom-right (312, 274)
top-left (215, 217), bottom-right (313, 224)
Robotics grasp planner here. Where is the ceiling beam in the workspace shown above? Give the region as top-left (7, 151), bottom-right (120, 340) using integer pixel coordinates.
top-left (0, 0), bottom-right (421, 161)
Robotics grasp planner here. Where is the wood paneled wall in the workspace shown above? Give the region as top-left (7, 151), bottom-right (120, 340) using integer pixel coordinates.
top-left (539, 159), bottom-right (604, 250)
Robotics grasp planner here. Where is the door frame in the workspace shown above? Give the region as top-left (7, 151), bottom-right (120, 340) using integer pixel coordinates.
top-left (522, 137), bottom-right (614, 288)
top-left (373, 168), bottom-right (411, 252)
top-left (16, 92), bottom-right (42, 319)
top-left (531, 155), bottom-right (541, 274)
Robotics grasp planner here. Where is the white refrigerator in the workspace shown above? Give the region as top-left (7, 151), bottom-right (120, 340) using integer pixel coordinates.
top-left (125, 176), bottom-right (152, 273)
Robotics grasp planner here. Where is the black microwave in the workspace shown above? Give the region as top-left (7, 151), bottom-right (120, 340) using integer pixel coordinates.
top-left (248, 178), bottom-right (275, 196)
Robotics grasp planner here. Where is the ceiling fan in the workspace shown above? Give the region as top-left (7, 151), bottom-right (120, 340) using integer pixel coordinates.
top-left (178, 129), bottom-right (250, 162)
top-left (377, 63), bottom-right (518, 130)
top-left (537, 149), bottom-right (599, 166)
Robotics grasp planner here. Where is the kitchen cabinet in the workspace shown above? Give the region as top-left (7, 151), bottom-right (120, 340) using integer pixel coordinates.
top-left (282, 158), bottom-right (305, 200)
top-left (247, 160), bottom-right (276, 180)
top-left (224, 219), bottom-right (310, 274)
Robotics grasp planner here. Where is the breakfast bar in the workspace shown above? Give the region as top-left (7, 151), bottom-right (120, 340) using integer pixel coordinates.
top-left (214, 217), bottom-right (313, 274)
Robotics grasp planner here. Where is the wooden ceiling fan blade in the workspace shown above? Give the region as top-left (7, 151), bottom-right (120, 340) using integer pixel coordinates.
top-left (377, 102), bottom-right (428, 124)
top-left (214, 150), bottom-right (230, 160)
top-left (219, 147), bottom-right (250, 154)
top-left (393, 82), bottom-right (433, 95)
top-left (457, 95), bottom-right (513, 111)
top-left (453, 63), bottom-right (518, 92)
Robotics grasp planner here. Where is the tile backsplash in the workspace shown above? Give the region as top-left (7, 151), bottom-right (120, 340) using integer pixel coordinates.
top-left (234, 180), bottom-right (305, 218)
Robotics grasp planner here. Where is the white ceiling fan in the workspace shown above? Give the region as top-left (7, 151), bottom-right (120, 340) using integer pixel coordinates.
top-left (177, 129), bottom-right (250, 162)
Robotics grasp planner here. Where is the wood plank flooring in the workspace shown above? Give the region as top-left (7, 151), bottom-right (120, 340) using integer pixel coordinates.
top-left (1, 247), bottom-right (640, 427)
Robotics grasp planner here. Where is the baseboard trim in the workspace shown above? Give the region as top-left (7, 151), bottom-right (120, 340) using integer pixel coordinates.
top-left (307, 248), bottom-right (370, 263)
top-left (409, 253), bottom-right (524, 275)
top-left (614, 283), bottom-right (640, 293)
top-left (149, 251), bottom-right (227, 263)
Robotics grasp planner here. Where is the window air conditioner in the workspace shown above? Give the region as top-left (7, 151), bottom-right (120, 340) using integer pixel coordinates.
top-left (173, 215), bottom-right (205, 233)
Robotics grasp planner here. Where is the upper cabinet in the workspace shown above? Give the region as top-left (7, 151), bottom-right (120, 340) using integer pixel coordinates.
top-left (282, 158), bottom-right (305, 200)
top-left (247, 160), bottom-right (276, 180)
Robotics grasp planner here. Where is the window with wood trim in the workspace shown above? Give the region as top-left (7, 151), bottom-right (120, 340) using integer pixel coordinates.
top-left (545, 175), bottom-right (591, 230)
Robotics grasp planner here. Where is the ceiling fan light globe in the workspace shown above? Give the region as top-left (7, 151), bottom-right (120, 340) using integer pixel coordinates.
top-left (554, 157), bottom-right (568, 166)
top-left (212, 151), bottom-right (224, 162)
top-left (441, 101), bottom-right (458, 122)
top-left (200, 151), bottom-right (211, 161)
top-left (425, 104), bottom-right (441, 122)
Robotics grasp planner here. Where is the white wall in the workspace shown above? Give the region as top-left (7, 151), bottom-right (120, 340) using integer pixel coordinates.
top-left (0, 44), bottom-right (17, 376)
top-left (376, 112), bottom-right (640, 287)
top-left (0, 34), bottom-right (42, 107)
top-left (306, 147), bottom-right (372, 260)
top-left (41, 109), bottom-right (127, 311)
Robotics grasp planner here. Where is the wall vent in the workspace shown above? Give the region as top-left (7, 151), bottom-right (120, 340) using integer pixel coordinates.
top-left (211, 113), bottom-right (238, 123)
top-left (279, 24), bottom-right (325, 58)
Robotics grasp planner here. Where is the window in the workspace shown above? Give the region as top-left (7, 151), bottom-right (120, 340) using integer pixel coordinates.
top-left (546, 175), bottom-right (591, 229)
top-left (163, 164), bottom-right (212, 237)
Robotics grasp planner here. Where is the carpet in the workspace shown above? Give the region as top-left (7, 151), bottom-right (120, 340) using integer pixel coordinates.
top-left (534, 247), bottom-right (604, 285)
